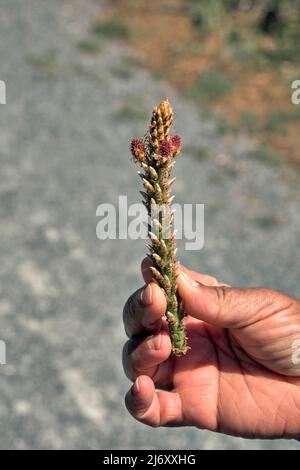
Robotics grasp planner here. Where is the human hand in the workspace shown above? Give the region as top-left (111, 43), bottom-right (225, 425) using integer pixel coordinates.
top-left (122, 259), bottom-right (300, 438)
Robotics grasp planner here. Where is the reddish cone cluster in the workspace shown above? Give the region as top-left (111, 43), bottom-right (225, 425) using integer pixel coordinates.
top-left (171, 134), bottom-right (181, 155)
top-left (158, 135), bottom-right (182, 160)
top-left (159, 140), bottom-right (172, 158)
top-left (130, 138), bottom-right (146, 162)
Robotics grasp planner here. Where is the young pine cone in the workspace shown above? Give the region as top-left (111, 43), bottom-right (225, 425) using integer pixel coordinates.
top-left (130, 98), bottom-right (188, 356)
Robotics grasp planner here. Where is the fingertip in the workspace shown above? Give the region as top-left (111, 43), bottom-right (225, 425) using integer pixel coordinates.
top-left (159, 329), bottom-right (172, 355)
top-left (176, 263), bottom-right (191, 277)
top-left (137, 375), bottom-right (155, 394)
top-left (125, 375), bottom-right (155, 419)
top-left (177, 271), bottom-right (199, 297)
top-left (177, 273), bottom-right (242, 328)
top-left (177, 264), bottom-right (202, 283)
top-left (125, 376), bottom-right (184, 427)
top-left (177, 272), bottom-right (211, 321)
top-left (142, 282), bottom-right (167, 329)
top-left (177, 265), bottom-right (222, 287)
top-left (141, 257), bottom-right (153, 283)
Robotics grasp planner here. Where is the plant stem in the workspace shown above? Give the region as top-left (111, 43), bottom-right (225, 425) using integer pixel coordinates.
top-left (130, 98), bottom-right (188, 355)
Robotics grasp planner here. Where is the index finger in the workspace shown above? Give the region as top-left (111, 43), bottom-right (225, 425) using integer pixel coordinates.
top-left (141, 257), bottom-right (226, 287)
top-left (123, 282), bottom-right (167, 338)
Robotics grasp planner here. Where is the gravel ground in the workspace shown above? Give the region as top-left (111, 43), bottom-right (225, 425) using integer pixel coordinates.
top-left (0, 0), bottom-right (300, 449)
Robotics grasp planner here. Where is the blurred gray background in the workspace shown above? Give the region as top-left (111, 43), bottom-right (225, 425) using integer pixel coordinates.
top-left (0, 0), bottom-right (300, 449)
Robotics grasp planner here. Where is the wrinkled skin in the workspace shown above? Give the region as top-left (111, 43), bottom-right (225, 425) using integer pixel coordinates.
top-left (122, 259), bottom-right (300, 438)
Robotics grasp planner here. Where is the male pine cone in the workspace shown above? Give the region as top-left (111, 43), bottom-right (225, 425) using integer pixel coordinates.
top-left (130, 98), bottom-right (188, 356)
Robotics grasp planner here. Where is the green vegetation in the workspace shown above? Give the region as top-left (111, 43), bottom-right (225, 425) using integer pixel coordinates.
top-left (26, 50), bottom-right (57, 70)
top-left (71, 64), bottom-right (102, 82)
top-left (77, 39), bottom-right (102, 54)
top-left (25, 51), bottom-right (61, 80)
top-left (215, 116), bottom-right (239, 135)
top-left (248, 144), bottom-right (282, 166)
top-left (188, 0), bottom-right (226, 32)
top-left (264, 109), bottom-right (300, 133)
top-left (93, 16), bottom-right (130, 39)
top-left (121, 56), bottom-right (143, 69)
top-left (111, 66), bottom-right (133, 80)
top-left (185, 145), bottom-right (211, 160)
top-left (114, 95), bottom-right (148, 121)
top-left (114, 104), bottom-right (147, 121)
top-left (240, 111), bottom-right (260, 134)
top-left (188, 0), bottom-right (300, 68)
top-left (253, 213), bottom-right (283, 229)
top-left (191, 69), bottom-right (235, 103)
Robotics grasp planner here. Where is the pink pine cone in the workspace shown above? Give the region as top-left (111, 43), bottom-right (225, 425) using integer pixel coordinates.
top-left (130, 138), bottom-right (145, 157)
top-left (171, 134), bottom-right (181, 152)
top-left (159, 140), bottom-right (173, 158)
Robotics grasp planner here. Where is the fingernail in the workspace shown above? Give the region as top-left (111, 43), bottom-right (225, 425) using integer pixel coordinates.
top-left (147, 333), bottom-right (161, 350)
top-left (131, 378), bottom-right (140, 396)
top-left (140, 284), bottom-right (152, 306)
top-left (179, 271), bottom-right (199, 287)
top-left (141, 258), bottom-right (151, 274)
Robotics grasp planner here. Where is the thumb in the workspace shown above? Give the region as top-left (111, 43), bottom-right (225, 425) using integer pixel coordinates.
top-left (177, 271), bottom-right (281, 329)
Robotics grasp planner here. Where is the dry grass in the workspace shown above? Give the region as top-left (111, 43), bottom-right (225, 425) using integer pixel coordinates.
top-left (96, 0), bottom-right (300, 163)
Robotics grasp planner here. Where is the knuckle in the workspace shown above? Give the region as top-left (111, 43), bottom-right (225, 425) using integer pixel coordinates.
top-left (213, 285), bottom-right (231, 323)
top-left (164, 394), bottom-right (180, 421)
top-left (259, 288), bottom-right (295, 315)
top-left (215, 285), bottom-right (229, 305)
